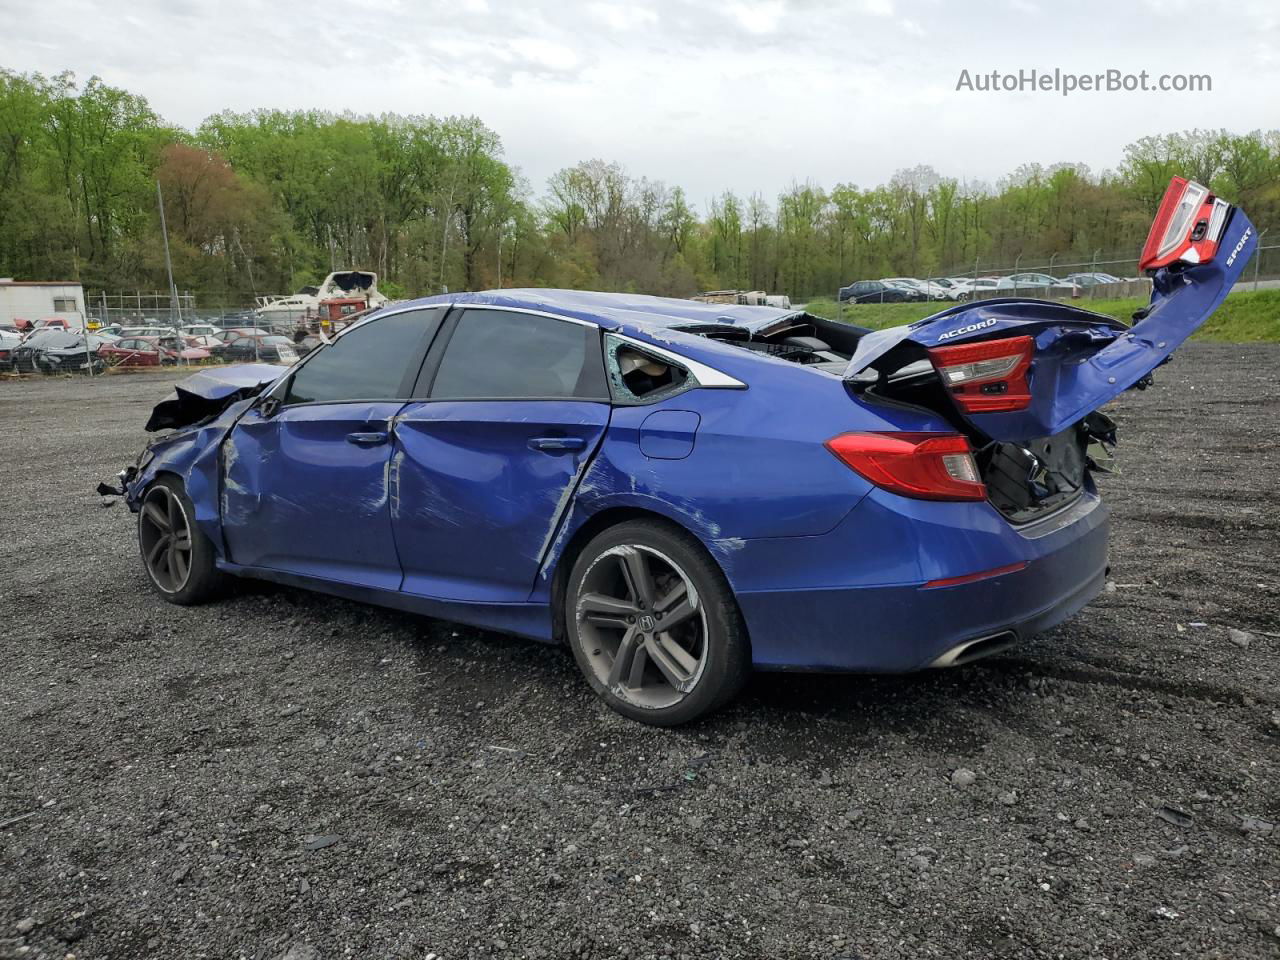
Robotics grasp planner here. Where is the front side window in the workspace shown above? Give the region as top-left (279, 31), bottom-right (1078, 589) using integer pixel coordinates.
top-left (285, 308), bottom-right (441, 405)
top-left (429, 309), bottom-right (607, 400)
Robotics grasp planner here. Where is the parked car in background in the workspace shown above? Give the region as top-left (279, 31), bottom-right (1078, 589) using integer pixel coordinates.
top-left (1063, 272), bottom-right (1123, 288)
top-left (954, 277), bottom-right (1015, 300)
top-left (838, 279), bottom-right (926, 303)
top-left (1006, 273), bottom-right (1079, 295)
top-left (925, 278), bottom-right (966, 300)
top-left (99, 336), bottom-right (211, 367)
top-left (0, 329), bottom-right (21, 370)
top-left (12, 329), bottom-right (108, 373)
top-left (222, 327), bottom-right (272, 339)
top-left (181, 323), bottom-right (222, 338)
top-left (99, 338), bottom-right (169, 367)
top-left (184, 334), bottom-right (225, 351)
top-left (886, 278), bottom-right (955, 301)
top-left (29, 317), bottom-right (76, 334)
top-left (881, 278), bottom-right (935, 300)
top-left (215, 334), bottom-right (299, 363)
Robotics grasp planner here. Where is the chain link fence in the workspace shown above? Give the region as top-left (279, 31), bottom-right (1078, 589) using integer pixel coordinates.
top-left (824, 240), bottom-right (1280, 308)
top-left (2, 289), bottom-right (324, 378)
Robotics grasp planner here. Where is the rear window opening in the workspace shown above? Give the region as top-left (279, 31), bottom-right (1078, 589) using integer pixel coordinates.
top-left (687, 313), bottom-right (865, 376)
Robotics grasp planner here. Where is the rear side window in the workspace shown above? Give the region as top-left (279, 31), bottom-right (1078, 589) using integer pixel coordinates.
top-left (429, 309), bottom-right (607, 400)
top-left (285, 308), bottom-right (441, 404)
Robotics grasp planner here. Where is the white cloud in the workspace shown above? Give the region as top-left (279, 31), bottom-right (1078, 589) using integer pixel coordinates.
top-left (723, 0), bottom-right (786, 35)
top-left (587, 2), bottom-right (659, 31)
top-left (2, 0), bottom-right (1276, 201)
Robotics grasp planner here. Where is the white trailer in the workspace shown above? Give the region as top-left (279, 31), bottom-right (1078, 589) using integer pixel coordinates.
top-left (0, 279), bottom-right (87, 331)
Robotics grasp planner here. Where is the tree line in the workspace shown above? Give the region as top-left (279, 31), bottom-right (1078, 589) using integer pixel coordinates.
top-left (2, 68), bottom-right (1279, 304)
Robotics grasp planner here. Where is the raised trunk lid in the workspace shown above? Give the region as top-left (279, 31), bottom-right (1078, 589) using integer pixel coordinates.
top-left (845, 205), bottom-right (1256, 444)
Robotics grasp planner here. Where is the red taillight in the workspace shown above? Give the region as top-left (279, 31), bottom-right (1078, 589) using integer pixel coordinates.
top-left (825, 432), bottom-right (986, 502)
top-left (1138, 176), bottom-right (1231, 273)
top-left (928, 335), bottom-right (1033, 414)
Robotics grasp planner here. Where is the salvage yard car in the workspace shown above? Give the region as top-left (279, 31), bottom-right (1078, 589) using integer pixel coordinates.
top-left (99, 336), bottom-right (211, 367)
top-left (13, 329), bottom-right (107, 373)
top-left (213, 333), bottom-right (298, 363)
top-left (837, 279), bottom-right (926, 303)
top-left (102, 178), bottom-right (1253, 725)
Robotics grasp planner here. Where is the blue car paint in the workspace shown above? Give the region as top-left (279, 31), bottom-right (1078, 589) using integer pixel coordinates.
top-left (222, 401), bottom-right (407, 591)
top-left (390, 399), bottom-right (610, 603)
top-left (637, 410), bottom-right (701, 460)
top-left (121, 209), bottom-right (1250, 670)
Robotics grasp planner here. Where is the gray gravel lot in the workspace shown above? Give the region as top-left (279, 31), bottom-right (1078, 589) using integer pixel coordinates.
top-left (2, 345), bottom-right (1278, 960)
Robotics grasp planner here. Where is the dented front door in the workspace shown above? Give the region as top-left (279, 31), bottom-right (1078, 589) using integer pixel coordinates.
top-left (221, 401), bottom-right (407, 590)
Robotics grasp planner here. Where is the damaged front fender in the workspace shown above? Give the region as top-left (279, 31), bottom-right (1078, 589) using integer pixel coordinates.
top-left (98, 365), bottom-right (285, 556)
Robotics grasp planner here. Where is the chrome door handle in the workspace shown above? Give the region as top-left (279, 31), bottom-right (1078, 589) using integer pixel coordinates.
top-left (528, 436), bottom-right (586, 452)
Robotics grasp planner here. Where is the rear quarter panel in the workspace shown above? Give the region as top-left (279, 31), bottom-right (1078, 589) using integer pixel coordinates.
top-left (535, 347), bottom-right (959, 599)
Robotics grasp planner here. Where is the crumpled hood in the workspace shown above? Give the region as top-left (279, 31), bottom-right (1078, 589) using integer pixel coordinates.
top-left (145, 363), bottom-right (286, 432)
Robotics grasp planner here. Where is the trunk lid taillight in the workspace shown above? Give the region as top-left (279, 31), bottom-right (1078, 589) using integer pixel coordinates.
top-left (927, 335), bottom-right (1034, 414)
top-left (1138, 176), bottom-right (1232, 272)
top-left (825, 432), bottom-right (986, 501)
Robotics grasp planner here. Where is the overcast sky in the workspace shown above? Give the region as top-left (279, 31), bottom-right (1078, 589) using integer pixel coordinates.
top-left (5, 0), bottom-right (1279, 206)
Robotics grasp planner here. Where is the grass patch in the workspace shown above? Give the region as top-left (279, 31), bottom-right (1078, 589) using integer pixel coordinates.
top-left (803, 288), bottom-right (1280, 341)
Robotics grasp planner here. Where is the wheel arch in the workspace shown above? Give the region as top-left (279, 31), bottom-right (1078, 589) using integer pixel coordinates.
top-left (547, 505), bottom-right (737, 645)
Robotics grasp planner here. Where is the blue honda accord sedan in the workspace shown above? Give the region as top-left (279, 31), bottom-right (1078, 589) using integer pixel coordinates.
top-left (104, 178), bottom-right (1253, 724)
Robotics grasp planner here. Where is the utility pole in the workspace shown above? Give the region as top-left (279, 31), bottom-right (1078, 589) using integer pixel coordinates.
top-left (156, 180), bottom-right (183, 327)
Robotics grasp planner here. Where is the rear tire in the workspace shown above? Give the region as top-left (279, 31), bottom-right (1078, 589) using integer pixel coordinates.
top-left (565, 520), bottom-right (750, 726)
top-left (137, 476), bottom-right (228, 605)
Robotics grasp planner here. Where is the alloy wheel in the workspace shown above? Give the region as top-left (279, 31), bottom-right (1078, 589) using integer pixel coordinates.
top-left (574, 544), bottom-right (709, 709)
top-left (139, 485), bottom-right (194, 593)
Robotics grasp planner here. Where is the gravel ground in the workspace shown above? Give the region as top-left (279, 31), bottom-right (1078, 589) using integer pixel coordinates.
top-left (1, 345), bottom-right (1277, 960)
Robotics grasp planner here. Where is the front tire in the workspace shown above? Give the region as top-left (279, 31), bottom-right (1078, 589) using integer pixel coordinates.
top-left (565, 520), bottom-right (750, 726)
top-left (137, 476), bottom-right (227, 605)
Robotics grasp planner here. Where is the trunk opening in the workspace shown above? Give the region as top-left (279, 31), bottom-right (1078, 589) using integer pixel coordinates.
top-left (863, 362), bottom-right (1095, 524)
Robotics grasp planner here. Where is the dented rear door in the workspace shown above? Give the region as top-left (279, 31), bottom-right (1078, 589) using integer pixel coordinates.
top-left (390, 306), bottom-right (611, 603)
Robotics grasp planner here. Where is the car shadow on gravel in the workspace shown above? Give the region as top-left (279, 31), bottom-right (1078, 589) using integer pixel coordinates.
top-left (226, 576), bottom-right (1043, 741)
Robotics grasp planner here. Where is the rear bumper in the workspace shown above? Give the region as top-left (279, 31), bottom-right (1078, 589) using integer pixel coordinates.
top-left (717, 489), bottom-right (1110, 672)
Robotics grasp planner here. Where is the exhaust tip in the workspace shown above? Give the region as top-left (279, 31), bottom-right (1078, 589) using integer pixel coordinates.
top-left (928, 631), bottom-right (1017, 668)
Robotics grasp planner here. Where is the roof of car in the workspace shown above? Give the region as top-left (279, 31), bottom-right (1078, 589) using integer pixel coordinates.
top-left (406, 288), bottom-right (802, 334)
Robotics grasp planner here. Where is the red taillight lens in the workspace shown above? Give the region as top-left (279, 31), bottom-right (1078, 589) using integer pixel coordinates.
top-left (825, 432), bottom-right (986, 501)
top-left (1138, 176), bottom-right (1231, 273)
top-left (927, 335), bottom-right (1033, 414)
